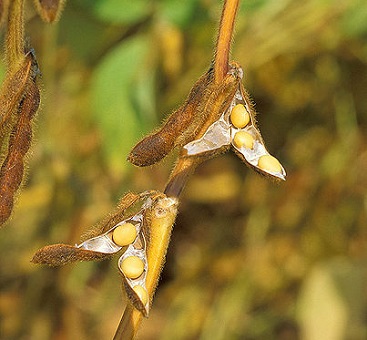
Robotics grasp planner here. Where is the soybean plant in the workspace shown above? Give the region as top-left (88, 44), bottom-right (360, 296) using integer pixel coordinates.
top-left (0, 0), bottom-right (285, 339)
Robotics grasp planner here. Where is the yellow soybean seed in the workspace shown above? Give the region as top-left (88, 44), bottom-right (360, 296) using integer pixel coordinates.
top-left (120, 256), bottom-right (145, 279)
top-left (133, 285), bottom-right (149, 305)
top-left (230, 104), bottom-right (250, 128)
top-left (112, 223), bottom-right (137, 246)
top-left (233, 131), bottom-right (254, 149)
top-left (258, 155), bottom-right (282, 174)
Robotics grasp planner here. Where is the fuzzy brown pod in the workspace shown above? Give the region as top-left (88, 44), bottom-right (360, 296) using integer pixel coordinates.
top-left (128, 68), bottom-right (214, 167)
top-left (0, 53), bottom-right (41, 226)
top-left (128, 63), bottom-right (243, 167)
top-left (0, 52), bottom-right (33, 141)
top-left (33, 0), bottom-right (66, 23)
top-left (31, 244), bottom-right (112, 266)
top-left (0, 0), bottom-right (42, 226)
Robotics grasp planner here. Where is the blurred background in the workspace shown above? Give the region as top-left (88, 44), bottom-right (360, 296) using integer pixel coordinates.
top-left (1, 0), bottom-right (367, 339)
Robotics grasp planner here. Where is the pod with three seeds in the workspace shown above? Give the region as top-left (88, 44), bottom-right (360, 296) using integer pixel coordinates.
top-left (183, 65), bottom-right (286, 181)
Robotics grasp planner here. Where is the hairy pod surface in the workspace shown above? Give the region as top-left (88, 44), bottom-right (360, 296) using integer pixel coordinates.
top-left (0, 52), bottom-right (33, 140)
top-left (144, 197), bottom-right (178, 303)
top-left (32, 192), bottom-right (159, 266)
top-left (128, 69), bottom-right (213, 167)
top-left (0, 61), bottom-right (40, 226)
top-left (128, 63), bottom-right (243, 168)
top-left (83, 192), bottom-right (141, 239)
top-left (31, 244), bottom-right (112, 266)
top-left (184, 61), bottom-right (243, 143)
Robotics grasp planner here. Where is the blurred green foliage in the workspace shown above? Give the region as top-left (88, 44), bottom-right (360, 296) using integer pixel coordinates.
top-left (1, 0), bottom-right (367, 339)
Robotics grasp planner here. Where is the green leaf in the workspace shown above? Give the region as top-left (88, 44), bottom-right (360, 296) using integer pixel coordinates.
top-left (160, 0), bottom-right (198, 28)
top-left (81, 0), bottom-right (151, 24)
top-left (91, 36), bottom-right (151, 173)
top-left (341, 0), bottom-right (367, 37)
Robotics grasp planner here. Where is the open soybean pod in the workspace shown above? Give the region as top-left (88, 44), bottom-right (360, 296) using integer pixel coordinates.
top-left (183, 63), bottom-right (286, 181)
top-left (32, 192), bottom-right (156, 266)
top-left (31, 213), bottom-right (144, 265)
top-left (33, 0), bottom-right (66, 23)
top-left (30, 214), bottom-right (141, 266)
top-left (128, 68), bottom-right (214, 167)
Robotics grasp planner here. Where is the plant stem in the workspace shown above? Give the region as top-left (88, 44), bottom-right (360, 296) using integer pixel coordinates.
top-left (164, 0), bottom-right (239, 198)
top-left (6, 0), bottom-right (25, 70)
top-left (214, 0), bottom-right (239, 84)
